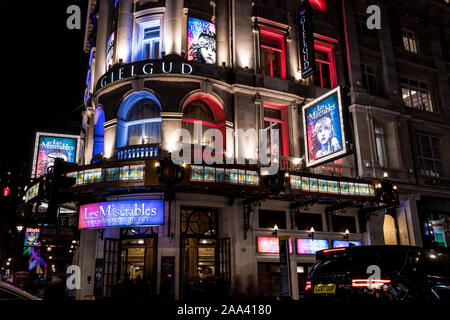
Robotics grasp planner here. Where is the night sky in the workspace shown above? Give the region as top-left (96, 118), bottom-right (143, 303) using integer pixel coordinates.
top-left (0, 1), bottom-right (88, 176)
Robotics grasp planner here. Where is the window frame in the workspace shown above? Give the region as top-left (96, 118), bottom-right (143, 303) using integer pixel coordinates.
top-left (259, 25), bottom-right (287, 79)
top-left (313, 36), bottom-right (337, 89)
top-left (400, 77), bottom-right (434, 112)
top-left (361, 63), bottom-right (378, 95)
top-left (263, 102), bottom-right (290, 157)
top-left (416, 133), bottom-right (444, 177)
top-left (402, 28), bottom-right (419, 54)
top-left (132, 9), bottom-right (164, 62)
top-left (374, 124), bottom-right (388, 167)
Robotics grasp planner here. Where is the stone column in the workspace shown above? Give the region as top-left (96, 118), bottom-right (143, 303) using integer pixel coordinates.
top-left (365, 211), bottom-right (385, 245)
top-left (94, 0), bottom-right (113, 86)
top-left (429, 26), bottom-right (450, 115)
top-left (341, 0), bottom-right (363, 90)
top-left (75, 230), bottom-right (98, 300)
top-left (378, 5), bottom-right (400, 99)
top-left (164, 0), bottom-right (183, 56)
top-left (216, 0), bottom-right (230, 67)
top-left (116, 0), bottom-right (134, 63)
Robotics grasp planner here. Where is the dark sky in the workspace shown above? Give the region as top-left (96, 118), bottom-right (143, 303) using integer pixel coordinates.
top-left (0, 1), bottom-right (88, 176)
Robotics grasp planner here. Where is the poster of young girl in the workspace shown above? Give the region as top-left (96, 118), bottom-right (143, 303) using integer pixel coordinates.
top-left (187, 17), bottom-right (216, 65)
top-left (302, 86), bottom-right (347, 167)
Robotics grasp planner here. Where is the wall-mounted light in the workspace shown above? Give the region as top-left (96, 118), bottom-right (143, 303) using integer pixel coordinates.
top-left (16, 225), bottom-right (24, 232)
top-left (309, 227), bottom-right (315, 239)
top-left (383, 172), bottom-right (389, 178)
top-left (273, 224), bottom-right (278, 236)
top-left (344, 229), bottom-right (350, 241)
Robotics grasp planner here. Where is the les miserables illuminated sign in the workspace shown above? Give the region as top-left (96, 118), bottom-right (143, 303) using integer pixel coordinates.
top-left (79, 199), bottom-right (164, 230)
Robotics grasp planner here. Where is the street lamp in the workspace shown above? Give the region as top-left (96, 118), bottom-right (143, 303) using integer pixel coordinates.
top-left (16, 226), bottom-right (24, 232)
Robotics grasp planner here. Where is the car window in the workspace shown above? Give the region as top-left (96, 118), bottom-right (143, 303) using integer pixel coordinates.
top-left (0, 288), bottom-right (26, 300)
top-left (439, 252), bottom-right (450, 268)
top-left (417, 251), bottom-right (449, 277)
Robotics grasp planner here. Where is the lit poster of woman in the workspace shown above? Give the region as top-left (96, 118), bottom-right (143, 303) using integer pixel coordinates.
top-left (303, 87), bottom-right (347, 167)
top-left (187, 17), bottom-right (216, 65)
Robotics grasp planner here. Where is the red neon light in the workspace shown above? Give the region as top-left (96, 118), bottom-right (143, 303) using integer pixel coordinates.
top-left (322, 247), bottom-right (346, 254)
top-left (351, 279), bottom-right (391, 288)
top-left (2, 186), bottom-right (11, 197)
top-left (305, 281), bottom-right (312, 291)
top-left (309, 0), bottom-right (327, 12)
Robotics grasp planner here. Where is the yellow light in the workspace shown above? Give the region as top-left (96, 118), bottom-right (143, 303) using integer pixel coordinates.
top-left (285, 172), bottom-right (290, 178)
top-left (383, 172), bottom-right (389, 178)
top-left (154, 161), bottom-right (160, 168)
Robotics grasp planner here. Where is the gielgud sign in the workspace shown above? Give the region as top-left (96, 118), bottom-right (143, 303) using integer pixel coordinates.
top-left (97, 59), bottom-right (194, 89)
top-left (78, 199), bottom-right (164, 229)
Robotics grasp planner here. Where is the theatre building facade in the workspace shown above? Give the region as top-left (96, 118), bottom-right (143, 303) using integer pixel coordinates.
top-left (70, 0), bottom-right (450, 300)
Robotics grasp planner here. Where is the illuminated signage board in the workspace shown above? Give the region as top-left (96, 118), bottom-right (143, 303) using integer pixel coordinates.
top-left (106, 32), bottom-right (115, 70)
top-left (78, 199), bottom-right (164, 230)
top-left (257, 237), bottom-right (293, 254)
top-left (25, 183), bottom-right (40, 203)
top-left (332, 240), bottom-right (362, 248)
top-left (97, 60), bottom-right (194, 89)
top-left (24, 228), bottom-right (41, 247)
top-left (31, 132), bottom-right (80, 178)
top-left (296, 238), bottom-right (329, 255)
top-left (302, 86), bottom-right (347, 167)
top-left (187, 17), bottom-right (216, 65)
top-left (298, 1), bottom-right (315, 78)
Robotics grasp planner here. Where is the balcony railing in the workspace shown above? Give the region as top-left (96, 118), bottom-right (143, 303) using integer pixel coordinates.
top-left (116, 144), bottom-right (160, 161)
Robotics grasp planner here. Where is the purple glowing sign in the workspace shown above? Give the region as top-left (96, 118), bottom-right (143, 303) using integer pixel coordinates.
top-left (296, 238), bottom-right (329, 255)
top-left (78, 200), bottom-right (164, 230)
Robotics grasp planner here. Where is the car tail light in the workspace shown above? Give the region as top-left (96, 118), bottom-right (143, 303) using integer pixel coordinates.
top-left (305, 281), bottom-right (312, 291)
top-left (351, 279), bottom-right (391, 289)
top-left (322, 248), bottom-right (346, 254)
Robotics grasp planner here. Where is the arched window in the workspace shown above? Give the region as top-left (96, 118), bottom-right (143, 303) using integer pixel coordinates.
top-left (126, 99), bottom-right (161, 145)
top-left (182, 100), bottom-right (218, 146)
top-left (181, 94), bottom-right (226, 149)
top-left (92, 107), bottom-right (105, 159)
top-left (116, 92), bottom-right (162, 148)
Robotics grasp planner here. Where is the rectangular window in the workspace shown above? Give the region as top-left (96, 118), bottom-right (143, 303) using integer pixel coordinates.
top-left (258, 210), bottom-right (286, 229)
top-left (313, 41), bottom-right (336, 89)
top-left (374, 125), bottom-right (388, 167)
top-left (402, 29), bottom-right (419, 54)
top-left (361, 63), bottom-right (378, 95)
top-left (143, 26), bottom-right (160, 60)
top-left (331, 215), bottom-right (356, 233)
top-left (416, 133), bottom-right (444, 177)
top-left (260, 28), bottom-right (286, 79)
top-left (401, 77), bottom-right (433, 112)
top-left (263, 104), bottom-right (289, 157)
top-left (294, 212), bottom-right (323, 231)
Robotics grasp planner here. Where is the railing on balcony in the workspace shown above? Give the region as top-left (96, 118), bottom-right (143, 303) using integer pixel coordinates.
top-left (116, 144), bottom-right (160, 161)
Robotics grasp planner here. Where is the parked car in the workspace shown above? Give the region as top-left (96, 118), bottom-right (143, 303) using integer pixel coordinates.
top-left (305, 245), bottom-right (450, 302)
top-left (0, 281), bottom-right (41, 300)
